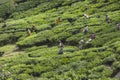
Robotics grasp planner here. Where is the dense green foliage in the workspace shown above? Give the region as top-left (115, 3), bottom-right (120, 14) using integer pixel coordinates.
top-left (0, 0), bottom-right (120, 80)
top-left (0, 0), bottom-right (15, 20)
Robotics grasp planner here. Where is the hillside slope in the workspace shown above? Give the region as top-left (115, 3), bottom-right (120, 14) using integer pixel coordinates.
top-left (0, 0), bottom-right (120, 80)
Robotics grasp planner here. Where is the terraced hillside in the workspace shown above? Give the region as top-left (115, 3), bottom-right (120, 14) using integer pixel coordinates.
top-left (0, 0), bottom-right (120, 80)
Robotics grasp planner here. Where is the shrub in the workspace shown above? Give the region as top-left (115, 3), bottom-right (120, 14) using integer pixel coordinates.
top-left (14, 73), bottom-right (30, 80)
top-left (17, 30), bottom-right (54, 48)
top-left (0, 0), bottom-right (15, 19)
top-left (0, 34), bottom-right (13, 46)
top-left (50, 31), bottom-right (72, 43)
top-left (103, 54), bottom-right (116, 66)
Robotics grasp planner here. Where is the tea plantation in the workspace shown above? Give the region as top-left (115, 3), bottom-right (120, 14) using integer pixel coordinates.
top-left (0, 0), bottom-right (120, 80)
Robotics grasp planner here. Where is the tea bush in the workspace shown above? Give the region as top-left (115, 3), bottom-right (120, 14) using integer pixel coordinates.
top-left (0, 0), bottom-right (120, 80)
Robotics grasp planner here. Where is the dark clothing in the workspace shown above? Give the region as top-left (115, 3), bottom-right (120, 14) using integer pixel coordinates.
top-left (105, 15), bottom-right (109, 23)
top-left (31, 26), bottom-right (37, 33)
top-left (91, 33), bottom-right (96, 39)
top-left (58, 42), bottom-right (64, 54)
top-left (59, 47), bottom-right (63, 54)
top-left (83, 26), bottom-right (88, 34)
top-left (84, 29), bottom-right (88, 34)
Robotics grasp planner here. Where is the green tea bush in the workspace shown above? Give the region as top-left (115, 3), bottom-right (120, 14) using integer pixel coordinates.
top-left (14, 73), bottom-right (30, 80)
top-left (103, 54), bottom-right (116, 66)
top-left (17, 30), bottom-right (54, 48)
top-left (88, 72), bottom-right (102, 79)
top-left (37, 24), bottom-right (51, 31)
top-left (65, 26), bottom-right (81, 34)
top-left (0, 0), bottom-right (120, 80)
top-left (50, 31), bottom-right (72, 42)
top-left (66, 33), bottom-right (84, 45)
top-left (92, 32), bottom-right (120, 47)
top-left (90, 65), bottom-right (105, 72)
top-left (62, 12), bottom-right (77, 20)
top-left (0, 34), bottom-right (13, 46)
top-left (0, 69), bottom-right (12, 80)
top-left (0, 0), bottom-right (15, 19)
top-left (116, 47), bottom-right (120, 54)
top-left (0, 45), bottom-right (16, 55)
top-left (98, 51), bottom-right (113, 59)
top-left (101, 3), bottom-right (120, 12)
top-left (52, 22), bottom-right (71, 33)
top-left (105, 38), bottom-right (120, 46)
top-left (25, 45), bottom-right (48, 52)
top-left (112, 61), bottom-right (120, 70)
top-left (102, 67), bottom-right (113, 77)
top-left (62, 0), bottom-right (79, 6)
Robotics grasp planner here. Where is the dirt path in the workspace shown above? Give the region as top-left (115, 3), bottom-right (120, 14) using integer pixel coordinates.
top-left (3, 51), bottom-right (25, 57)
top-left (0, 44), bottom-right (25, 57)
top-left (115, 71), bottom-right (120, 79)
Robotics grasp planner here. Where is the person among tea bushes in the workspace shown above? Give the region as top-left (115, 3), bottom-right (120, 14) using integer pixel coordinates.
top-left (58, 40), bottom-right (64, 54)
top-left (116, 23), bottom-right (120, 30)
top-left (105, 14), bottom-right (109, 23)
top-left (31, 25), bottom-right (37, 33)
top-left (26, 28), bottom-right (32, 36)
top-left (85, 38), bottom-right (92, 48)
top-left (56, 17), bottom-right (61, 25)
top-left (86, 38), bottom-right (92, 43)
top-left (83, 26), bottom-right (89, 34)
top-left (90, 33), bottom-right (96, 39)
top-left (84, 14), bottom-right (89, 19)
top-left (79, 39), bottom-right (85, 50)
